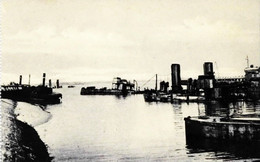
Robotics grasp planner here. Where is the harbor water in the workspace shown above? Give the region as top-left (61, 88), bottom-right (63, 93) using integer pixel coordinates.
top-left (13, 86), bottom-right (260, 161)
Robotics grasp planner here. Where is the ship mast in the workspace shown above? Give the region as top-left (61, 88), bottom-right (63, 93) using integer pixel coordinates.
top-left (155, 74), bottom-right (157, 91)
top-left (246, 55), bottom-right (249, 68)
top-left (28, 74), bottom-right (31, 85)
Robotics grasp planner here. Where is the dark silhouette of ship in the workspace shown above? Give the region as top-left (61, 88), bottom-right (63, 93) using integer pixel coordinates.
top-left (80, 77), bottom-right (135, 96)
top-left (144, 62), bottom-right (260, 103)
top-left (1, 73), bottom-right (62, 105)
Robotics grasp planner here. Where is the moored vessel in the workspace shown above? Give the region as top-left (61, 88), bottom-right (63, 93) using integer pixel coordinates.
top-left (1, 73), bottom-right (62, 105)
top-left (184, 115), bottom-right (260, 141)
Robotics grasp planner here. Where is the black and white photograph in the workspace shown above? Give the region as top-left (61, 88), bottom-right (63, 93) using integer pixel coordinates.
top-left (1, 0), bottom-right (260, 161)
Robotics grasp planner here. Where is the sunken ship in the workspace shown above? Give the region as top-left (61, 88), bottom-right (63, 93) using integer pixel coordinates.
top-left (81, 77), bottom-right (136, 96)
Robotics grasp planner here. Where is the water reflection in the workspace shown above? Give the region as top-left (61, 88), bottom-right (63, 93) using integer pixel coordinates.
top-left (186, 138), bottom-right (260, 160)
top-left (198, 100), bottom-right (260, 117)
top-left (114, 94), bottom-right (129, 99)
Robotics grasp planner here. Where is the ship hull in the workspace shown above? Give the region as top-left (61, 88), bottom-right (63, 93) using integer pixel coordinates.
top-left (185, 116), bottom-right (260, 141)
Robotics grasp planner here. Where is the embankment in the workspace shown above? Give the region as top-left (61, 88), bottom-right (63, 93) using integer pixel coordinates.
top-left (1, 99), bottom-right (52, 162)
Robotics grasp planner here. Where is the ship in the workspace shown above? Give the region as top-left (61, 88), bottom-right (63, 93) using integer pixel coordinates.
top-left (184, 63), bottom-right (260, 142)
top-left (80, 77), bottom-right (135, 96)
top-left (68, 85), bottom-right (75, 88)
top-left (142, 74), bottom-right (172, 102)
top-left (1, 73), bottom-right (62, 105)
top-left (144, 62), bottom-right (260, 103)
top-left (185, 114), bottom-right (260, 141)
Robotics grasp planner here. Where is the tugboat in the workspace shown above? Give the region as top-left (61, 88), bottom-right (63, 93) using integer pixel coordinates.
top-left (1, 73), bottom-right (62, 105)
top-left (143, 89), bottom-right (159, 102)
top-left (143, 74), bottom-right (172, 102)
top-left (143, 74), bottom-right (160, 102)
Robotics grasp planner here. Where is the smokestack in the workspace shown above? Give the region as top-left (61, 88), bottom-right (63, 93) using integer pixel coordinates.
top-left (49, 79), bottom-right (52, 88)
top-left (56, 79), bottom-right (59, 88)
top-left (203, 62), bottom-right (214, 76)
top-left (19, 75), bottom-right (22, 85)
top-left (155, 74), bottom-right (158, 91)
top-left (42, 73), bottom-right (46, 87)
top-left (160, 81), bottom-right (164, 91)
top-left (171, 64), bottom-right (181, 93)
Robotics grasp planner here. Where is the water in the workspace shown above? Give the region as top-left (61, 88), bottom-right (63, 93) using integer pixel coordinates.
top-left (13, 86), bottom-right (260, 161)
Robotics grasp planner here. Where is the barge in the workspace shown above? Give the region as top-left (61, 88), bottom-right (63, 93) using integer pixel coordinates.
top-left (184, 116), bottom-right (260, 141)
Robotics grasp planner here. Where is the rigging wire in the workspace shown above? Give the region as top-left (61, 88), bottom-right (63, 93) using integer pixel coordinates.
top-left (140, 74), bottom-right (156, 88)
top-left (140, 73), bottom-right (171, 89)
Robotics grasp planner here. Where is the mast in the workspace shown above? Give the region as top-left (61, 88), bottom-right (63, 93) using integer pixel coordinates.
top-left (19, 75), bottom-right (22, 85)
top-left (133, 80), bottom-right (138, 91)
top-left (28, 74), bottom-right (31, 85)
top-left (42, 73), bottom-right (46, 87)
top-left (246, 55), bottom-right (249, 68)
top-left (155, 74), bottom-right (157, 91)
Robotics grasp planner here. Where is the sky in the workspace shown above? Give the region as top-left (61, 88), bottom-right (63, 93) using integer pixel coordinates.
top-left (1, 0), bottom-right (260, 85)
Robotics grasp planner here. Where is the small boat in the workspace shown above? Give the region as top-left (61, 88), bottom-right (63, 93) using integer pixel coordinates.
top-left (143, 89), bottom-right (159, 102)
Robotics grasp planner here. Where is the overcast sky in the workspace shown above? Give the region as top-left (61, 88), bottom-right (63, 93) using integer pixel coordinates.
top-left (1, 0), bottom-right (260, 85)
